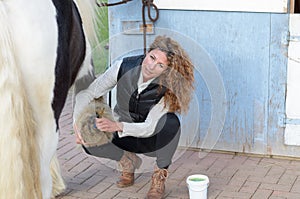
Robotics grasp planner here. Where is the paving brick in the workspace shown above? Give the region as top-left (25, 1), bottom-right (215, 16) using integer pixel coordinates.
top-left (218, 190), bottom-right (252, 198)
top-left (208, 189), bottom-right (222, 199)
top-left (137, 179), bottom-right (151, 194)
top-left (58, 142), bottom-right (76, 157)
top-left (248, 175), bottom-right (279, 184)
top-left (114, 190), bottom-right (147, 199)
top-left (167, 183), bottom-right (189, 198)
top-left (243, 157), bottom-right (262, 166)
top-left (75, 165), bottom-right (101, 180)
top-left (219, 167), bottom-right (238, 178)
top-left (226, 156), bottom-right (249, 169)
top-left (289, 160), bottom-right (300, 167)
top-left (81, 174), bottom-right (105, 187)
top-left (285, 169), bottom-right (300, 176)
top-left (209, 176), bottom-right (231, 186)
top-left (290, 178), bottom-right (300, 193)
top-left (168, 167), bottom-right (191, 181)
top-left (277, 174), bottom-right (297, 186)
top-left (239, 180), bottom-right (260, 193)
top-left (197, 155), bottom-right (218, 169)
top-left (59, 147), bottom-right (83, 162)
top-left (167, 161), bottom-right (183, 173)
top-left (88, 182), bottom-right (113, 194)
top-left (68, 190), bottom-right (99, 199)
top-left (231, 174), bottom-right (249, 182)
top-left (249, 167), bottom-right (270, 177)
top-left (271, 190), bottom-right (300, 199)
top-left (259, 182), bottom-right (292, 192)
top-left (68, 158), bottom-right (93, 174)
top-left (224, 176), bottom-right (248, 192)
top-left (268, 196), bottom-right (286, 199)
top-left (264, 167), bottom-right (286, 182)
top-left (260, 158), bottom-right (292, 168)
top-left (94, 189), bottom-right (120, 199)
top-left (63, 173), bottom-right (87, 184)
top-left (65, 182), bottom-right (88, 191)
top-left (207, 166), bottom-right (227, 177)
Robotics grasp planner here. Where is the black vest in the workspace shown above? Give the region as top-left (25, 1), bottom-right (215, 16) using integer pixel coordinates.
top-left (114, 55), bottom-right (167, 123)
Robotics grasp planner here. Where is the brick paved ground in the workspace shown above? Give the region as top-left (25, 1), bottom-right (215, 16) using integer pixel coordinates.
top-left (56, 96), bottom-right (300, 199)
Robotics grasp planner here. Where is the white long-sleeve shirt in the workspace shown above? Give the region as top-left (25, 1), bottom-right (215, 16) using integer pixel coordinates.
top-left (73, 59), bottom-right (169, 138)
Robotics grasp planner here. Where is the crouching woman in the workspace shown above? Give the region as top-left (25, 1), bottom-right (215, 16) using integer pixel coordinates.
top-left (73, 35), bottom-right (194, 199)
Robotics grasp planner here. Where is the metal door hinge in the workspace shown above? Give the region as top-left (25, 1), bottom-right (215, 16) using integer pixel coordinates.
top-left (287, 34), bottom-right (300, 42)
top-left (278, 113), bottom-right (286, 128)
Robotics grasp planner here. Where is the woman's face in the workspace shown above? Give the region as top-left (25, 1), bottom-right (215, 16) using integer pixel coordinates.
top-left (141, 49), bottom-right (168, 82)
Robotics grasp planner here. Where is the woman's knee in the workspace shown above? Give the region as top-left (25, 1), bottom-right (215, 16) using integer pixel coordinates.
top-left (155, 113), bottom-right (180, 134)
top-left (165, 113), bottom-right (180, 128)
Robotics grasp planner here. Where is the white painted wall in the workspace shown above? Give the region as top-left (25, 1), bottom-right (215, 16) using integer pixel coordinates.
top-left (285, 15), bottom-right (300, 146)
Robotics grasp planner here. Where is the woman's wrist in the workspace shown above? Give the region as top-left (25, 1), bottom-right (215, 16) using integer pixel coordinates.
top-left (116, 122), bottom-right (123, 132)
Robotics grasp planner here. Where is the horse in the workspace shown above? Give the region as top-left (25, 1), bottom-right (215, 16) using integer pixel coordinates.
top-left (0, 0), bottom-right (100, 198)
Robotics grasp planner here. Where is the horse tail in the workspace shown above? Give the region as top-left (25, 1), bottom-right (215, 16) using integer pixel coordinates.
top-left (74, 0), bottom-right (100, 45)
top-left (0, 4), bottom-right (42, 199)
top-left (72, 0), bottom-right (101, 95)
top-left (50, 154), bottom-right (66, 198)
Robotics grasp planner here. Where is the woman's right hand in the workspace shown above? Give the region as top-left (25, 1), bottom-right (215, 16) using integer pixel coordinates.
top-left (95, 117), bottom-right (123, 133)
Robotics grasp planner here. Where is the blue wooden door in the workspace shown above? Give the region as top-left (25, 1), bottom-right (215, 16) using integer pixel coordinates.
top-left (107, 0), bottom-right (299, 157)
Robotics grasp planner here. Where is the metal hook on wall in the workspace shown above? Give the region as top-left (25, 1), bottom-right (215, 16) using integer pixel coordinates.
top-left (142, 0), bottom-right (159, 54)
top-left (96, 0), bottom-right (159, 55)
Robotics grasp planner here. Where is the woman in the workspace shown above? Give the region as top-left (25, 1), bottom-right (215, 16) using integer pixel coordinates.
top-left (73, 35), bottom-right (194, 199)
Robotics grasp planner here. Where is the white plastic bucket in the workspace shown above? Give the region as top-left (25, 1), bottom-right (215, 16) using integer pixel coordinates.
top-left (186, 174), bottom-right (209, 199)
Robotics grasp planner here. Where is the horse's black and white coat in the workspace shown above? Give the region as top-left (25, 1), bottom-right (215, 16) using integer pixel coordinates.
top-left (0, 0), bottom-right (96, 198)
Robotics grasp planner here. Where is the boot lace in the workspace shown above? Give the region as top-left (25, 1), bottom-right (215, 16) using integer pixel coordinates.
top-left (151, 169), bottom-right (168, 192)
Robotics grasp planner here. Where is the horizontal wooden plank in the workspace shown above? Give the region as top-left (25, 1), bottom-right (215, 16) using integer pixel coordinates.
top-left (154, 0), bottom-right (288, 13)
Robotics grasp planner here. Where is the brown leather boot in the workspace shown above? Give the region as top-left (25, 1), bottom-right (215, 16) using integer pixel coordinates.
top-left (116, 151), bottom-right (142, 188)
top-left (146, 167), bottom-right (168, 199)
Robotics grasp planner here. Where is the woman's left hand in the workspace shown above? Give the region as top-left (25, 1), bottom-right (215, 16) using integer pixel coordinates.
top-left (95, 117), bottom-right (123, 132)
top-left (73, 123), bottom-right (86, 145)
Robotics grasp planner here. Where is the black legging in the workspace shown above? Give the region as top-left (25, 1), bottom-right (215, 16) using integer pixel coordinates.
top-left (83, 113), bottom-right (181, 169)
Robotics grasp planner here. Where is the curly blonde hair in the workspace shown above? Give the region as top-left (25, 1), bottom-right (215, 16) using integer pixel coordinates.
top-left (149, 35), bottom-right (195, 114)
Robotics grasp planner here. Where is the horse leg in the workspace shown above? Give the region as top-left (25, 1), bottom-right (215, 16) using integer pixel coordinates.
top-left (37, 117), bottom-right (59, 199)
top-left (50, 1), bottom-right (94, 197)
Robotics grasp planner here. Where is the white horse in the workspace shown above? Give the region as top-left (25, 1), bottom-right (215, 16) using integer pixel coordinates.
top-left (0, 0), bottom-right (99, 198)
